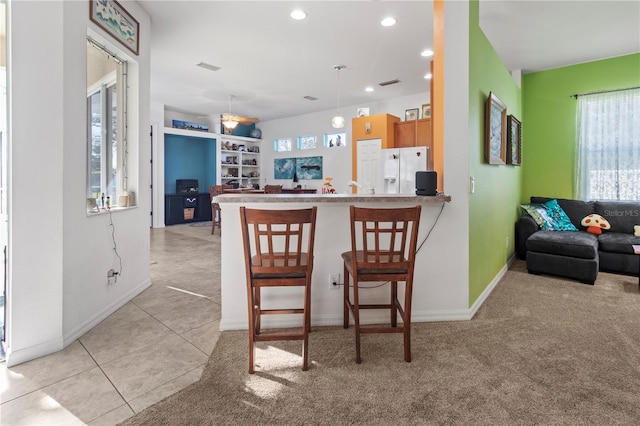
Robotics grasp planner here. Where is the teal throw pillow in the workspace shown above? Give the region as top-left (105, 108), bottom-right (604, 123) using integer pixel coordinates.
top-left (541, 199), bottom-right (578, 231)
top-left (520, 204), bottom-right (552, 228)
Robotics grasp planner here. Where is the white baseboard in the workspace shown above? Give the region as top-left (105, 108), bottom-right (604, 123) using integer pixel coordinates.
top-left (468, 254), bottom-right (515, 319)
top-left (221, 257), bottom-right (515, 331)
top-left (5, 337), bottom-right (64, 367)
top-left (63, 278), bottom-right (152, 347)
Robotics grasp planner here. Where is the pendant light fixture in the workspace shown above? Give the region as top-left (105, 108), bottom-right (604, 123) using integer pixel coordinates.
top-left (331, 65), bottom-right (346, 129)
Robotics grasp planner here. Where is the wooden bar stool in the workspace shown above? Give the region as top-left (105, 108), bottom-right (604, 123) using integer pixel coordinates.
top-left (209, 185), bottom-right (223, 235)
top-left (342, 205), bottom-right (421, 364)
top-left (240, 206), bottom-right (317, 374)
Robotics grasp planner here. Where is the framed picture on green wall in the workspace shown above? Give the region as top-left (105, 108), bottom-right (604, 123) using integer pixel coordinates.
top-left (507, 115), bottom-right (522, 166)
top-left (485, 92), bottom-right (507, 165)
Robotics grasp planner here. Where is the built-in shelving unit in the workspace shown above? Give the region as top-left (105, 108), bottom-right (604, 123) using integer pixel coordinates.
top-left (219, 134), bottom-right (262, 188)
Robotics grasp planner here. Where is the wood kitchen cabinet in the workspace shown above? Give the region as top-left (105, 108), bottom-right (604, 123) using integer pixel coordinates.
top-left (394, 118), bottom-right (433, 170)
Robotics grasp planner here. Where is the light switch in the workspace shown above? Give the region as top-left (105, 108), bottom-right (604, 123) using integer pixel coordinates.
top-left (470, 176), bottom-right (475, 194)
top-left (365, 122), bottom-right (371, 133)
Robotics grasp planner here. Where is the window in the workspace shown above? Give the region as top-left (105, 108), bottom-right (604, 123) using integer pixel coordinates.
top-left (274, 138), bottom-right (292, 152)
top-left (86, 37), bottom-right (127, 210)
top-left (297, 136), bottom-right (317, 150)
top-left (575, 88), bottom-right (640, 201)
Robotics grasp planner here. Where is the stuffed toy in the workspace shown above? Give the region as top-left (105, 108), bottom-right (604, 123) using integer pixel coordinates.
top-left (580, 214), bottom-right (611, 235)
top-left (634, 225), bottom-right (640, 237)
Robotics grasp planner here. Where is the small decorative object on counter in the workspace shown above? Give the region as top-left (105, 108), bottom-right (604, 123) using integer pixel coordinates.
top-left (322, 177), bottom-right (336, 194)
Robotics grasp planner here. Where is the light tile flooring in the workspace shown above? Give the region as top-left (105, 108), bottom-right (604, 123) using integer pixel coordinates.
top-left (0, 223), bottom-right (220, 425)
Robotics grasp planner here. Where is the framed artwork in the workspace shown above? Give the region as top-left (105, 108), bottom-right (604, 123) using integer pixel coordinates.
top-left (507, 115), bottom-right (522, 166)
top-left (296, 156), bottom-right (323, 180)
top-left (172, 120), bottom-right (208, 132)
top-left (90, 0), bottom-right (140, 55)
top-left (405, 108), bottom-right (419, 121)
top-left (324, 132), bottom-right (347, 148)
top-left (274, 158), bottom-right (296, 179)
top-left (421, 103), bottom-right (431, 119)
top-left (484, 92), bottom-right (507, 165)
top-left (356, 107), bottom-right (370, 117)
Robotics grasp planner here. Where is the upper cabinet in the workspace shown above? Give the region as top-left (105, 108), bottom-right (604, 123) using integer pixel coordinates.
top-left (394, 118), bottom-right (433, 170)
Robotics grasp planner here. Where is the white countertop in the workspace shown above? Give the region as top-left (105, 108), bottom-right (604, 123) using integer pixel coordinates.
top-left (213, 193), bottom-right (451, 203)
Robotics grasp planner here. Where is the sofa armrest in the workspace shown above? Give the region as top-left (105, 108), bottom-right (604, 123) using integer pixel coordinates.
top-left (515, 215), bottom-right (539, 260)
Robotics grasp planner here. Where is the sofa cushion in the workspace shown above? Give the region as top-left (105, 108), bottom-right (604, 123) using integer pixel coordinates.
top-left (540, 199), bottom-right (578, 231)
top-left (595, 201), bottom-right (640, 234)
top-left (531, 197), bottom-right (596, 229)
top-left (520, 203), bottom-right (551, 227)
top-left (527, 230), bottom-right (598, 259)
top-left (598, 232), bottom-right (640, 254)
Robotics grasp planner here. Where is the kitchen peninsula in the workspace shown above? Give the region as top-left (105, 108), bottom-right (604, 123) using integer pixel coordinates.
top-left (214, 193), bottom-right (452, 331)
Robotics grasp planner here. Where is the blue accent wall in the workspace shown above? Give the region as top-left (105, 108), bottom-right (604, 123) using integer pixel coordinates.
top-left (164, 134), bottom-right (217, 193)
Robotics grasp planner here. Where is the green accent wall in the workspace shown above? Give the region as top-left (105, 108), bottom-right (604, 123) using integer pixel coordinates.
top-left (522, 54), bottom-right (640, 201)
top-left (468, 0), bottom-right (523, 306)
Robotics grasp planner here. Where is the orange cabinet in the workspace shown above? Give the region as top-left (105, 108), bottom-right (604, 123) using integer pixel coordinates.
top-left (394, 118), bottom-right (433, 170)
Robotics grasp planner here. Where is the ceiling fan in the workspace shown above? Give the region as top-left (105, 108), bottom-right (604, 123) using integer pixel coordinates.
top-left (221, 95), bottom-right (259, 130)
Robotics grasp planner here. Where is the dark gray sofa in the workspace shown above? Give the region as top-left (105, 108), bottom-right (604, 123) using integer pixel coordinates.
top-left (516, 197), bottom-right (640, 284)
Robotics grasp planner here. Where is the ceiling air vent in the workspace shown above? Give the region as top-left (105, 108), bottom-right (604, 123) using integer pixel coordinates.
top-left (378, 79), bottom-right (400, 87)
top-left (196, 62), bottom-right (222, 72)
top-left (303, 95), bottom-right (318, 101)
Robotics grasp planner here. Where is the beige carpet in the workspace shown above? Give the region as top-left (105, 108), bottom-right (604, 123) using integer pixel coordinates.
top-left (120, 261), bottom-right (640, 425)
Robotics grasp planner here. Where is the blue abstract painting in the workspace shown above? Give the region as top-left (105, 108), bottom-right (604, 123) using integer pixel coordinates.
top-left (296, 156), bottom-right (323, 180)
top-left (274, 158), bottom-right (296, 179)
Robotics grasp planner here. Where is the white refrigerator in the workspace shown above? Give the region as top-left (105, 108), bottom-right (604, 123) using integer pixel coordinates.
top-left (379, 147), bottom-right (428, 194)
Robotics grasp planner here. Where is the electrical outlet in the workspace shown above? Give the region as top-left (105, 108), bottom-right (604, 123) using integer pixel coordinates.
top-left (107, 268), bottom-right (115, 278)
top-left (328, 273), bottom-right (340, 290)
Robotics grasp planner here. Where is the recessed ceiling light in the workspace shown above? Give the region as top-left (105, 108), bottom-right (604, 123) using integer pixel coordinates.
top-left (290, 10), bottom-right (307, 20)
top-left (424, 73), bottom-right (432, 80)
top-left (381, 17), bottom-right (396, 27)
top-left (421, 49), bottom-right (434, 57)
top-left (365, 87), bottom-right (374, 92)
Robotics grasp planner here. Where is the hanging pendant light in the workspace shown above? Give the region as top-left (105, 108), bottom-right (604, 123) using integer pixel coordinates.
top-left (332, 65), bottom-right (346, 128)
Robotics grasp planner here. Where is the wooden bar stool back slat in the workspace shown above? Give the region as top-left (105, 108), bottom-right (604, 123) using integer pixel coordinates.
top-left (240, 206), bottom-right (318, 374)
top-left (209, 185), bottom-right (223, 235)
top-left (342, 205), bottom-right (421, 364)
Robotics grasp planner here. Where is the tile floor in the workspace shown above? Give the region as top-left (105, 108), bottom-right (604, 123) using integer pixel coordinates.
top-left (0, 223), bottom-right (220, 425)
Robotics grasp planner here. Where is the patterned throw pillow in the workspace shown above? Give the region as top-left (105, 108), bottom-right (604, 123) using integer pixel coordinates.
top-left (521, 204), bottom-right (553, 228)
top-left (542, 199), bottom-right (578, 231)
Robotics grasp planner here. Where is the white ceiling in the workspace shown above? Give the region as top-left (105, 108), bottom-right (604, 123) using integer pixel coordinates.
top-left (139, 0), bottom-right (640, 123)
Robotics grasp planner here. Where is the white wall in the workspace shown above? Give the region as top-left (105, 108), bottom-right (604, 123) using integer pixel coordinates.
top-left (258, 92), bottom-right (430, 192)
top-left (7, 0), bottom-right (151, 366)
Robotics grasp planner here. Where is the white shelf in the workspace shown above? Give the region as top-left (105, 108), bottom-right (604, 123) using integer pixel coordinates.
top-left (218, 135), bottom-right (262, 186)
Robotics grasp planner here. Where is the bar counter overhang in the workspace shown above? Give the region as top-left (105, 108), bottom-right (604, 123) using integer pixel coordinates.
top-left (213, 193), bottom-right (477, 331)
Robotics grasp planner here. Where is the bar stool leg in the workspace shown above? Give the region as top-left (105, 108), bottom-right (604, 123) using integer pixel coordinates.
top-left (353, 280), bottom-right (362, 364)
top-left (254, 289), bottom-right (261, 334)
top-left (248, 292), bottom-right (256, 374)
top-left (391, 281), bottom-right (398, 327)
top-left (404, 279), bottom-right (413, 362)
top-left (343, 264), bottom-right (350, 329)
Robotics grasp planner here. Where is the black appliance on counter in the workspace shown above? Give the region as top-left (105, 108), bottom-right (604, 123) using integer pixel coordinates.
top-left (176, 179), bottom-right (199, 193)
top-left (416, 171), bottom-right (437, 196)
